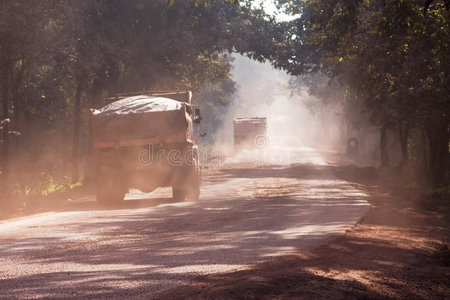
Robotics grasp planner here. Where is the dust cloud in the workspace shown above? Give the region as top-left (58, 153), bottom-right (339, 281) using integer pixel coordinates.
top-left (213, 55), bottom-right (340, 154)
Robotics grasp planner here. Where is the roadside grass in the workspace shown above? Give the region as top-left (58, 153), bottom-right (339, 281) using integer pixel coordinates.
top-left (22, 181), bottom-right (83, 196)
top-left (418, 188), bottom-right (450, 213)
top-left (332, 163), bottom-right (449, 214)
top-left (433, 242), bottom-right (450, 267)
top-left (0, 177), bottom-right (88, 220)
top-left (331, 162), bottom-right (450, 267)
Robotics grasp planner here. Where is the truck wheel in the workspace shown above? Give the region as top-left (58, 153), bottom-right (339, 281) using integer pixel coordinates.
top-left (172, 165), bottom-right (201, 202)
top-left (186, 166), bottom-right (201, 201)
top-left (172, 187), bottom-right (186, 202)
top-left (96, 175), bottom-right (126, 204)
top-left (186, 184), bottom-right (200, 202)
top-left (97, 190), bottom-right (125, 204)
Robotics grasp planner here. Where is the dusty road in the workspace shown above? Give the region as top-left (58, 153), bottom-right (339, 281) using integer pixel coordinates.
top-left (0, 147), bottom-right (369, 299)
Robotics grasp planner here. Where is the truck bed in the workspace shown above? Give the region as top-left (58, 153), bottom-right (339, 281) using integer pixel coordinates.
top-left (90, 96), bottom-right (192, 148)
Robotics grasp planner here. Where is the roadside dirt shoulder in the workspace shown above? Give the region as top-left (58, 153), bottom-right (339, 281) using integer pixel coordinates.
top-left (153, 177), bottom-right (450, 299)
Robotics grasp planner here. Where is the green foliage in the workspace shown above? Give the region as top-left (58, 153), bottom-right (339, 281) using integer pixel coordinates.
top-left (275, 0), bottom-right (449, 186)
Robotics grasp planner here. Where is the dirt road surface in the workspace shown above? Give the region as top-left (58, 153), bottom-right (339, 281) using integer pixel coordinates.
top-left (0, 147), bottom-right (369, 299)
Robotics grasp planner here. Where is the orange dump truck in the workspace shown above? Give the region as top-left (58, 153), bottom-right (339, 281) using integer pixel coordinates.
top-left (233, 117), bottom-right (268, 149)
top-left (89, 91), bottom-right (201, 203)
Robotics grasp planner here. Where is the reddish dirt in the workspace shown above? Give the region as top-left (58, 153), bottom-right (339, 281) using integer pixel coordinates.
top-left (1, 151), bottom-right (449, 299)
top-left (152, 164), bottom-right (450, 299)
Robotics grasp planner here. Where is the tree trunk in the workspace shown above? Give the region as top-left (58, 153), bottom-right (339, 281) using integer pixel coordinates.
top-left (398, 120), bottom-right (410, 168)
top-left (1, 59), bottom-right (11, 185)
top-left (11, 62), bottom-right (26, 192)
top-left (12, 61), bottom-right (26, 145)
top-left (339, 118), bottom-right (347, 145)
top-left (71, 79), bottom-right (83, 184)
top-left (83, 79), bottom-right (102, 186)
top-left (425, 116), bottom-right (450, 187)
top-left (379, 123), bottom-right (389, 168)
top-left (421, 127), bottom-right (428, 172)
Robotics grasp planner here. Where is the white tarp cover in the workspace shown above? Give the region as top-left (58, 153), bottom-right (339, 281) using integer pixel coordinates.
top-left (92, 96), bottom-right (184, 117)
top-left (90, 96), bottom-right (189, 144)
top-left (233, 117), bottom-right (267, 135)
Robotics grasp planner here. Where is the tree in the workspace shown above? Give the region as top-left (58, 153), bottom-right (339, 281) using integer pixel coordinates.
top-left (424, 0), bottom-right (450, 11)
top-left (0, 1), bottom-right (70, 191)
top-left (273, 0), bottom-right (449, 186)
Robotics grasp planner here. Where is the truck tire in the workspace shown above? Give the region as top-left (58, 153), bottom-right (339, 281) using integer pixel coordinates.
top-left (172, 184), bottom-right (200, 202)
top-left (97, 190), bottom-right (125, 204)
top-left (96, 174), bottom-right (126, 204)
top-left (186, 183), bottom-right (200, 202)
top-left (172, 164), bottom-right (201, 202)
top-left (173, 177), bottom-right (200, 202)
top-left (187, 165), bottom-right (201, 201)
top-left (172, 186), bottom-right (186, 202)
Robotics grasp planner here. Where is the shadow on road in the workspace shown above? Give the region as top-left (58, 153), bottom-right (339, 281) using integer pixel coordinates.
top-left (0, 159), bottom-right (373, 298)
top-left (64, 196), bottom-right (179, 212)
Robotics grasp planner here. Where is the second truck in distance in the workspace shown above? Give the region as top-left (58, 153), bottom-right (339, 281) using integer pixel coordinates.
top-left (233, 117), bottom-right (268, 149)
